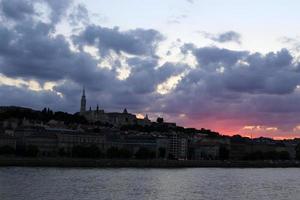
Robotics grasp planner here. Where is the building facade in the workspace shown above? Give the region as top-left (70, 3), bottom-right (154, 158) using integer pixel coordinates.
top-left (79, 89), bottom-right (151, 127)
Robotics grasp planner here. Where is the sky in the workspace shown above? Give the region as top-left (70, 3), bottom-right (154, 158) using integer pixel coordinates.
top-left (1, 0), bottom-right (300, 139)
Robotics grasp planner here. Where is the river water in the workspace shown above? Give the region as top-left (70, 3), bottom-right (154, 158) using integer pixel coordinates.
top-left (0, 167), bottom-right (300, 200)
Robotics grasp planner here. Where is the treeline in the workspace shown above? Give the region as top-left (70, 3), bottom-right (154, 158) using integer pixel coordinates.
top-left (71, 146), bottom-right (160, 159)
top-left (296, 143), bottom-right (300, 160)
top-left (1, 145), bottom-right (300, 161)
top-left (120, 125), bottom-right (220, 137)
top-left (0, 145), bottom-right (160, 160)
top-left (0, 145), bottom-right (39, 157)
top-left (243, 151), bottom-right (290, 160)
top-left (0, 107), bottom-right (87, 124)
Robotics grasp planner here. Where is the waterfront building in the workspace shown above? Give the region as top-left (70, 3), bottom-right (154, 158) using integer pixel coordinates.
top-left (121, 135), bottom-right (157, 155)
top-left (156, 137), bottom-right (169, 159)
top-left (168, 133), bottom-right (188, 160)
top-left (0, 134), bottom-right (16, 149)
top-left (190, 136), bottom-right (230, 160)
top-left (57, 129), bottom-right (106, 154)
top-left (24, 132), bottom-right (58, 156)
top-left (13, 126), bottom-right (107, 156)
top-left (193, 141), bottom-right (220, 160)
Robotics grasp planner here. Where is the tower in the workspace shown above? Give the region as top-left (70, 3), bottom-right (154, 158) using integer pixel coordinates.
top-left (80, 87), bottom-right (86, 114)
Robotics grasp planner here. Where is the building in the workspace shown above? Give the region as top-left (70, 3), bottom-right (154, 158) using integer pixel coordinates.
top-left (190, 136), bottom-right (230, 160)
top-left (57, 130), bottom-right (106, 155)
top-left (193, 141), bottom-right (220, 160)
top-left (24, 132), bottom-right (58, 156)
top-left (0, 134), bottom-right (16, 149)
top-left (14, 126), bottom-right (106, 156)
top-left (80, 87), bottom-right (86, 114)
top-left (121, 135), bottom-right (157, 155)
top-left (156, 137), bottom-right (169, 159)
top-left (136, 115), bottom-right (151, 126)
top-left (79, 88), bottom-right (151, 127)
top-left (168, 133), bottom-right (188, 160)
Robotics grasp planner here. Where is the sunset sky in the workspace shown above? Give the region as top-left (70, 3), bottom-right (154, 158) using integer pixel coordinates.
top-left (1, 0), bottom-right (300, 138)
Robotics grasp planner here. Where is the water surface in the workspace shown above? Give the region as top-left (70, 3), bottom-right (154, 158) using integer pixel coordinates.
top-left (0, 167), bottom-right (299, 200)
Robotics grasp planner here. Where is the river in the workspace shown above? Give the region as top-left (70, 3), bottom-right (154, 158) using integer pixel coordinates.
top-left (0, 167), bottom-right (300, 200)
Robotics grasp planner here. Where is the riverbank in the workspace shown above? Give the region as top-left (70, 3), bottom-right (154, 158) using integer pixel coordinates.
top-left (1, 157), bottom-right (300, 168)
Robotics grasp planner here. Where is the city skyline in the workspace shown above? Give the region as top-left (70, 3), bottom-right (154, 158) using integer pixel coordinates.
top-left (1, 0), bottom-right (300, 138)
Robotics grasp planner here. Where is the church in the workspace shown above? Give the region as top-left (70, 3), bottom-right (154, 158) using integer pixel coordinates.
top-left (79, 88), bottom-right (151, 127)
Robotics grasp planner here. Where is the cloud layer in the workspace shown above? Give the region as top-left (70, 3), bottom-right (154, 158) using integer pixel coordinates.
top-left (1, 0), bottom-right (300, 138)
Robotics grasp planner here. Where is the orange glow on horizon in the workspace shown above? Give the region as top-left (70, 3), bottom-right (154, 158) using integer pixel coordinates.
top-left (185, 120), bottom-right (300, 140)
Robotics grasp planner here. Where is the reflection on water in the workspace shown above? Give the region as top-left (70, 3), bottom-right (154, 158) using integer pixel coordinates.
top-left (0, 167), bottom-right (300, 200)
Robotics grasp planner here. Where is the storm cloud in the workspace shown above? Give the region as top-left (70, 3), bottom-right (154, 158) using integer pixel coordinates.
top-left (74, 25), bottom-right (164, 57)
top-left (0, 0), bottom-right (35, 20)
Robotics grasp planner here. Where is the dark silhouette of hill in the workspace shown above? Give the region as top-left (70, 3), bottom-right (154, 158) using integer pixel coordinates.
top-left (0, 106), bottom-right (87, 125)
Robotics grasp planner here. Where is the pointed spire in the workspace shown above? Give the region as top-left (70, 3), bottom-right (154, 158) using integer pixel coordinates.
top-left (96, 104), bottom-right (99, 111)
top-left (82, 86), bottom-right (85, 97)
top-left (123, 108), bottom-right (128, 114)
top-left (145, 114), bottom-right (149, 120)
top-left (89, 106), bottom-right (91, 111)
top-left (80, 86), bottom-right (86, 114)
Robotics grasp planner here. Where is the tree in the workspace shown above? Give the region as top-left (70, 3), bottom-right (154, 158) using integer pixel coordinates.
top-left (296, 143), bottom-right (300, 160)
top-left (119, 148), bottom-right (132, 159)
top-left (58, 147), bottom-right (67, 157)
top-left (72, 145), bottom-right (84, 157)
top-left (219, 146), bottom-right (229, 160)
top-left (278, 151), bottom-right (290, 160)
top-left (72, 145), bottom-right (102, 158)
top-left (244, 151), bottom-right (264, 160)
top-left (188, 147), bottom-right (195, 160)
top-left (158, 147), bottom-right (166, 158)
top-left (106, 147), bottom-right (120, 158)
top-left (244, 150), bottom-right (291, 161)
top-left (0, 145), bottom-right (15, 155)
top-left (25, 145), bottom-right (39, 157)
top-left (88, 145), bottom-right (102, 158)
top-left (168, 153), bottom-right (176, 160)
top-left (135, 147), bottom-right (155, 159)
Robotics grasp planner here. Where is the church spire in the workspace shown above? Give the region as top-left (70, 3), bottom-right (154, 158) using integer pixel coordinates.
top-left (80, 86), bottom-right (86, 114)
top-left (82, 86), bottom-right (85, 97)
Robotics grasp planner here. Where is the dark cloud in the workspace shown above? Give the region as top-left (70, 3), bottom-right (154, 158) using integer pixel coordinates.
top-left (43, 0), bottom-right (72, 24)
top-left (192, 46), bottom-right (247, 66)
top-left (0, 0), bottom-right (35, 20)
top-left (74, 25), bottom-right (164, 57)
top-left (125, 58), bottom-right (186, 94)
top-left (0, 21), bottom-right (74, 81)
top-left (68, 4), bottom-right (89, 26)
top-left (200, 31), bottom-right (241, 44)
top-left (0, 0), bottom-right (71, 25)
top-left (0, 84), bottom-right (68, 112)
top-left (181, 45), bottom-right (298, 94)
